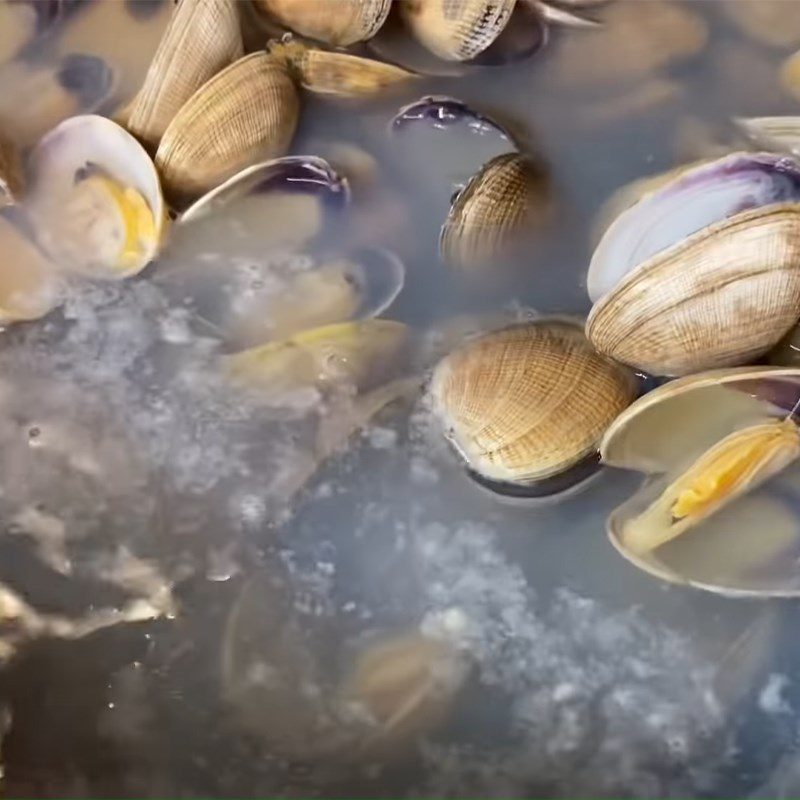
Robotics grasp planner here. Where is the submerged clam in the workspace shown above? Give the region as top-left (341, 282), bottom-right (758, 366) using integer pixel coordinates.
top-left (390, 96), bottom-right (517, 214)
top-left (26, 114), bottom-right (165, 279)
top-left (0, 212), bottom-right (62, 323)
top-left (430, 319), bottom-right (637, 497)
top-left (126, 0), bottom-right (243, 151)
top-left (253, 0), bottom-right (391, 46)
top-left (227, 318), bottom-right (410, 399)
top-left (155, 53), bottom-right (299, 202)
top-left (587, 152), bottom-right (800, 376)
top-left (439, 151), bottom-right (551, 271)
top-left (267, 39), bottom-right (416, 98)
top-left (602, 367), bottom-right (800, 597)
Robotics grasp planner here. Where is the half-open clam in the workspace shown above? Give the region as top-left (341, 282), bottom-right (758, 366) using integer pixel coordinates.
top-left (602, 366), bottom-right (800, 597)
top-left (253, 0), bottom-right (391, 46)
top-left (126, 0), bottom-right (243, 151)
top-left (587, 153), bottom-right (800, 376)
top-left (155, 53), bottom-right (299, 202)
top-left (430, 319), bottom-right (637, 497)
top-left (26, 114), bottom-right (165, 279)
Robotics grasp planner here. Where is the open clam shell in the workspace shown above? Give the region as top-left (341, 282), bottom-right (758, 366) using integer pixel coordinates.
top-left (439, 151), bottom-right (551, 271)
top-left (429, 319), bottom-right (638, 497)
top-left (587, 153), bottom-right (800, 376)
top-left (155, 53), bottom-right (299, 203)
top-left (390, 96), bottom-right (517, 217)
top-left (126, 0), bottom-right (243, 151)
top-left (157, 243), bottom-right (405, 348)
top-left (26, 114), bottom-right (165, 279)
top-left (253, 0), bottom-right (391, 46)
top-left (602, 366), bottom-right (800, 597)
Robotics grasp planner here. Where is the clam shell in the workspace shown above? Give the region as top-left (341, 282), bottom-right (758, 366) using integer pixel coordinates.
top-left (587, 153), bottom-right (800, 376)
top-left (268, 40), bottom-right (416, 98)
top-left (737, 117), bottom-right (800, 159)
top-left (0, 213), bottom-right (62, 323)
top-left (0, 132), bottom-right (23, 208)
top-left (401, 0), bottom-right (517, 62)
top-left (254, 0), bottom-right (391, 46)
top-left (602, 366), bottom-right (800, 597)
top-left (439, 152), bottom-right (550, 271)
top-left (27, 114), bottom-right (166, 279)
top-left (430, 319), bottom-right (637, 493)
top-left (155, 53), bottom-right (299, 202)
top-left (126, 0), bottom-right (243, 151)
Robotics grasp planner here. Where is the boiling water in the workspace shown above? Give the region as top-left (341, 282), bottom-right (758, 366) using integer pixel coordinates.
top-left (2, 1), bottom-right (800, 796)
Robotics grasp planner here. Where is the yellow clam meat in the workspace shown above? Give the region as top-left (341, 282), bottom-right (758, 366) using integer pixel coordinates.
top-left (602, 367), bottom-right (800, 596)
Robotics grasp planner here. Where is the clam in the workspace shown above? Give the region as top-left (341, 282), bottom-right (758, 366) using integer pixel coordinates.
top-left (0, 213), bottom-right (62, 323)
top-left (253, 0), bottom-right (391, 46)
top-left (390, 97), bottom-right (518, 218)
top-left (26, 115), bottom-right (165, 279)
top-left (155, 53), bottom-right (299, 202)
top-left (339, 632), bottom-right (467, 756)
top-left (227, 318), bottom-right (410, 399)
top-left (158, 245), bottom-right (405, 348)
top-left (439, 152), bottom-right (551, 271)
top-left (737, 117), bottom-right (800, 159)
top-left (430, 319), bottom-right (637, 497)
top-left (267, 38), bottom-right (416, 98)
top-left (722, 0), bottom-right (800, 49)
top-left (587, 152), bottom-right (800, 376)
top-left (0, 132), bottom-right (23, 209)
top-left (126, 0), bottom-right (243, 151)
top-left (602, 366), bottom-right (800, 597)
top-left (401, 0), bottom-right (516, 62)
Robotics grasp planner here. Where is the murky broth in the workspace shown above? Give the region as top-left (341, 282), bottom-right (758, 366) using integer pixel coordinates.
top-left (2, 1), bottom-right (800, 797)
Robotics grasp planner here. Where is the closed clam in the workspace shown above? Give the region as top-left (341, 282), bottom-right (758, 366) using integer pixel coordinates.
top-left (155, 53), bottom-right (299, 202)
top-left (26, 114), bottom-right (165, 279)
top-left (439, 152), bottom-right (550, 271)
top-left (587, 153), bottom-right (800, 376)
top-left (401, 0), bottom-right (516, 62)
top-left (430, 319), bottom-right (637, 496)
top-left (254, 0), bottom-right (391, 46)
top-left (0, 131), bottom-right (22, 208)
top-left (268, 39), bottom-right (416, 98)
top-left (602, 367), bottom-right (800, 597)
top-left (126, 0), bottom-right (243, 151)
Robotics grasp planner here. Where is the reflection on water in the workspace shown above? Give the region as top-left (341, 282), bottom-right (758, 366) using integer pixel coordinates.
top-left (2, 0), bottom-right (800, 797)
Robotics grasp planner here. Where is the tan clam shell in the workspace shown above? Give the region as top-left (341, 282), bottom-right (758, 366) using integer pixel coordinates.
top-left (439, 152), bottom-right (550, 271)
top-left (401, 0), bottom-right (516, 62)
top-left (430, 320), bottom-right (637, 486)
top-left (601, 366), bottom-right (800, 597)
top-left (126, 0), bottom-right (243, 152)
top-left (586, 203), bottom-right (800, 377)
top-left (0, 131), bottom-right (23, 208)
top-left (268, 40), bottom-right (416, 98)
top-left (155, 53), bottom-right (299, 201)
top-left (254, 0), bottom-right (391, 46)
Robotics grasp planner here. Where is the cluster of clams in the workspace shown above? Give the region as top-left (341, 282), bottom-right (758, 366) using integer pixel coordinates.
top-left (3, 1), bottom-right (799, 618)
